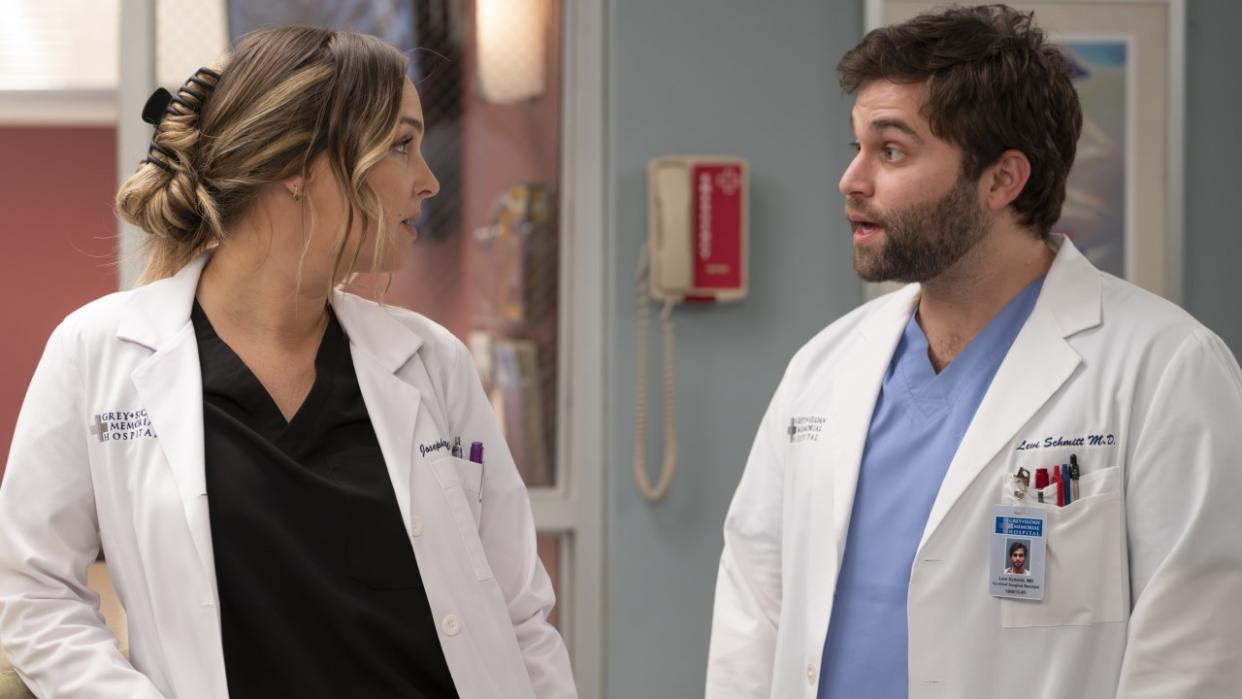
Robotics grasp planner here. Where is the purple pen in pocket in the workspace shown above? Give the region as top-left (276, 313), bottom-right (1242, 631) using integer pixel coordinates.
top-left (470, 442), bottom-right (484, 502)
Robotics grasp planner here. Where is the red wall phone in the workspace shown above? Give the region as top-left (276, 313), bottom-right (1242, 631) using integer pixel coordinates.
top-left (635, 156), bottom-right (749, 501)
top-left (647, 156), bottom-right (749, 302)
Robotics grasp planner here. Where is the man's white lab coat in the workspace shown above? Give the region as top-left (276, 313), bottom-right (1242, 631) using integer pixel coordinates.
top-left (707, 237), bottom-right (1242, 698)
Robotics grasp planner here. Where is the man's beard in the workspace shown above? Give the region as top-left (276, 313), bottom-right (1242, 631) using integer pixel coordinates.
top-left (850, 175), bottom-right (989, 284)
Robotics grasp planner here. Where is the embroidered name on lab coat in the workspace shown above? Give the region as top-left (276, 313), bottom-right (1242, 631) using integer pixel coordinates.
top-left (788, 416), bottom-right (827, 443)
top-left (89, 409), bottom-right (157, 442)
top-left (1014, 432), bottom-right (1117, 452)
top-left (419, 439), bottom-right (452, 458)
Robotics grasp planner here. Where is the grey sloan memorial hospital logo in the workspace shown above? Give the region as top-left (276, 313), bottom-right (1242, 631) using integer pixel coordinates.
top-left (788, 415), bottom-right (826, 443)
top-left (89, 409), bottom-right (157, 442)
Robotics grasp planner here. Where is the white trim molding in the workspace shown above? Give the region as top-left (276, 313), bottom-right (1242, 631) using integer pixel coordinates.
top-left (117, 0), bottom-right (157, 290)
top-left (0, 90), bottom-right (116, 126)
top-left (556, 0), bottom-right (608, 694)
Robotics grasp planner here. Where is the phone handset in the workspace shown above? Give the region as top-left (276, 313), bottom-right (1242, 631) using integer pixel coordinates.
top-left (635, 156), bottom-right (748, 502)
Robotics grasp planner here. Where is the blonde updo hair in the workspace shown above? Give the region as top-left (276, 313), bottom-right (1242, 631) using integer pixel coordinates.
top-left (116, 26), bottom-right (409, 283)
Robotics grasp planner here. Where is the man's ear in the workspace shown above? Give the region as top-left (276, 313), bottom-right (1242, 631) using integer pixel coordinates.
top-left (981, 149), bottom-right (1031, 212)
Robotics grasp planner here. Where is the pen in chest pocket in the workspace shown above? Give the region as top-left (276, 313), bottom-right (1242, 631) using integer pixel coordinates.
top-left (1014, 458), bottom-right (1090, 508)
top-left (1061, 463), bottom-right (1072, 505)
top-left (470, 441), bottom-right (485, 503)
top-left (1035, 454), bottom-right (1086, 508)
top-left (1069, 454), bottom-right (1081, 501)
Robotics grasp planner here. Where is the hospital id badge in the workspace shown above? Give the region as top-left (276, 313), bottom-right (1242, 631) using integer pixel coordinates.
top-left (990, 505), bottom-right (1046, 601)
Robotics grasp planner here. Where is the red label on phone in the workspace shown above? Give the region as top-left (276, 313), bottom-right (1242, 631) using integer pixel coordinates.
top-left (690, 164), bottom-right (743, 290)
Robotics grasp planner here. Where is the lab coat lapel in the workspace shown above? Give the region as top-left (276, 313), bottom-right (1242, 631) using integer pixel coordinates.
top-left (822, 286), bottom-right (919, 560)
top-left (809, 285), bottom-right (919, 573)
top-left (802, 285), bottom-right (916, 641)
top-left (917, 237), bottom-right (1101, 552)
top-left (120, 256), bottom-right (217, 596)
top-left (332, 292), bottom-right (425, 534)
top-left (130, 331), bottom-right (215, 584)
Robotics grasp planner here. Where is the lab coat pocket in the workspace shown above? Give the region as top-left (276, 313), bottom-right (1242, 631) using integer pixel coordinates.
top-left (430, 457), bottom-right (493, 581)
top-left (1069, 466), bottom-right (1116, 501)
top-left (1001, 467), bottom-right (1124, 627)
top-left (455, 457), bottom-right (484, 525)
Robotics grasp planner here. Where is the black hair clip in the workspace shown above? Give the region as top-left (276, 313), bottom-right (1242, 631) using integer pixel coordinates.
top-left (138, 67), bottom-right (220, 174)
top-left (140, 87), bottom-right (175, 171)
top-left (142, 87), bottom-right (173, 126)
top-left (167, 94), bottom-right (196, 113)
top-left (180, 84), bottom-right (207, 102)
top-left (149, 142), bottom-right (176, 161)
top-left (143, 153), bottom-right (173, 172)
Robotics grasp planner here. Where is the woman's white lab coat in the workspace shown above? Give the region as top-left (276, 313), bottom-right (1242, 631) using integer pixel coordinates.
top-left (706, 237), bottom-right (1242, 698)
top-left (0, 255), bottom-right (576, 698)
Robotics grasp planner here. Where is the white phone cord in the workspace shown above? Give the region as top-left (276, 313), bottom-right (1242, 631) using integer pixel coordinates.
top-left (634, 241), bottom-right (678, 502)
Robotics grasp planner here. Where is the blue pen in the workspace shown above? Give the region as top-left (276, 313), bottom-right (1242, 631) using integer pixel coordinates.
top-left (1060, 463), bottom-right (1072, 505)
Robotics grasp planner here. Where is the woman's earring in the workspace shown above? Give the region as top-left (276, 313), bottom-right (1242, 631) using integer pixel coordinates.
top-left (292, 185), bottom-right (303, 202)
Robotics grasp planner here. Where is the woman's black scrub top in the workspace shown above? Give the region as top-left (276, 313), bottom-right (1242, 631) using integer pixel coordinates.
top-left (192, 301), bottom-right (458, 698)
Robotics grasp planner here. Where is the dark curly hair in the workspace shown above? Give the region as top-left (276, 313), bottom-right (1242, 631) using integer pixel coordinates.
top-left (837, 4), bottom-right (1083, 237)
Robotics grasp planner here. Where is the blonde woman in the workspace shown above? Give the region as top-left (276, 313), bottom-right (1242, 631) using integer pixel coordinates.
top-left (0, 26), bottom-right (575, 698)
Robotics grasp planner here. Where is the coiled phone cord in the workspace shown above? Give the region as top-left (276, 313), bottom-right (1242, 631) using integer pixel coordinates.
top-left (634, 241), bottom-right (678, 502)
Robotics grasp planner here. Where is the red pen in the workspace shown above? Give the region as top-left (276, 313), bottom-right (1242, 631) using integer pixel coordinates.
top-left (1052, 468), bottom-right (1065, 507)
top-left (1034, 467), bottom-right (1049, 490)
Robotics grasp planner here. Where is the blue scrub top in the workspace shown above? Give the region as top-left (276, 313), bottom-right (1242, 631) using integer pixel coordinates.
top-left (818, 277), bottom-right (1044, 698)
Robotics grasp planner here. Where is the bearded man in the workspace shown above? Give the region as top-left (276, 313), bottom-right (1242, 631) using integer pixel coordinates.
top-left (706, 5), bottom-right (1242, 699)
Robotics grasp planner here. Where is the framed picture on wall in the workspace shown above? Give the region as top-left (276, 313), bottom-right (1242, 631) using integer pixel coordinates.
top-left (862, 0), bottom-right (1185, 304)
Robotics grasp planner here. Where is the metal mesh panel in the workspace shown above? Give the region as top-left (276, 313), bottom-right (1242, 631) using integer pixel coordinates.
top-left (157, 0), bottom-right (227, 89)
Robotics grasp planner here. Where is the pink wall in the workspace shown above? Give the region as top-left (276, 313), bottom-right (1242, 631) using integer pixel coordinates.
top-left (384, 0), bottom-right (562, 339)
top-left (0, 128), bottom-right (118, 479)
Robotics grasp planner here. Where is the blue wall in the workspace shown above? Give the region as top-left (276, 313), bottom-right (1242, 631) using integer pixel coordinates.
top-left (606, 1), bottom-right (862, 696)
top-left (604, 1), bottom-right (1241, 696)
